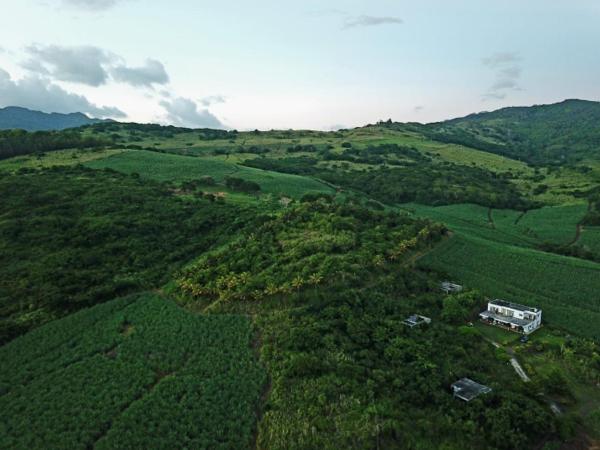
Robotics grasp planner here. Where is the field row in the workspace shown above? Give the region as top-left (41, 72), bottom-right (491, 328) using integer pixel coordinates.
top-left (0, 293), bottom-right (265, 449)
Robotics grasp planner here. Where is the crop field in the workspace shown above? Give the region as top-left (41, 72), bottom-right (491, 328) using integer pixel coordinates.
top-left (402, 203), bottom-right (537, 247)
top-left (580, 226), bottom-right (600, 253)
top-left (517, 203), bottom-right (588, 244)
top-left (404, 202), bottom-right (588, 247)
top-left (0, 293), bottom-right (265, 449)
top-left (85, 149), bottom-right (334, 199)
top-left (419, 233), bottom-right (600, 339)
top-left (406, 202), bottom-right (600, 339)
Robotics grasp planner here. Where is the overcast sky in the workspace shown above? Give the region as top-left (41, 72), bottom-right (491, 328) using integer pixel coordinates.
top-left (0, 0), bottom-right (599, 130)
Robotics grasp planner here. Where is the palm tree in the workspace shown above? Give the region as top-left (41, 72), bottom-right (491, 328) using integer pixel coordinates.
top-left (292, 275), bottom-right (304, 293)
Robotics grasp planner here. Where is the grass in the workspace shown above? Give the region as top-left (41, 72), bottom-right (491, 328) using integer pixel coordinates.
top-left (85, 149), bottom-right (334, 199)
top-left (473, 321), bottom-right (520, 346)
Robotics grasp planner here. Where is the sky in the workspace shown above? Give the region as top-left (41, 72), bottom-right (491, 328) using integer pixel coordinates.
top-left (0, 0), bottom-right (599, 130)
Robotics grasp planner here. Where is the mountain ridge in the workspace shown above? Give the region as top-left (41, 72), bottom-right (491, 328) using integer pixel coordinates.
top-left (0, 106), bottom-right (111, 131)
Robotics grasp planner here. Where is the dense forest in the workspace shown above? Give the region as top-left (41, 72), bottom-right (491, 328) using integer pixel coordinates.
top-left (243, 156), bottom-right (533, 209)
top-left (0, 166), bottom-right (254, 343)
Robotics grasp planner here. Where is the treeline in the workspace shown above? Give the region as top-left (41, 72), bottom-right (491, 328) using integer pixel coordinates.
top-left (243, 157), bottom-right (534, 210)
top-left (323, 143), bottom-right (430, 166)
top-left (0, 129), bottom-right (109, 160)
top-left (225, 176), bottom-right (261, 193)
top-left (86, 122), bottom-right (235, 140)
top-left (538, 242), bottom-right (600, 263)
top-left (321, 164), bottom-right (534, 210)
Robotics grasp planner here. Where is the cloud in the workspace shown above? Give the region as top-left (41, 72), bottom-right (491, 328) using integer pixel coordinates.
top-left (343, 15), bottom-right (403, 29)
top-left (482, 52), bottom-right (520, 69)
top-left (482, 52), bottom-right (522, 100)
top-left (22, 44), bottom-right (170, 89)
top-left (111, 59), bottom-right (169, 87)
top-left (61, 0), bottom-right (123, 11)
top-left (0, 68), bottom-right (125, 118)
top-left (24, 44), bottom-right (114, 86)
top-left (160, 97), bottom-right (224, 129)
top-left (200, 95), bottom-right (226, 107)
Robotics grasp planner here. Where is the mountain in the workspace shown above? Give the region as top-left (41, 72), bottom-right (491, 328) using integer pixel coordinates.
top-left (423, 99), bottom-right (600, 165)
top-left (0, 106), bottom-right (110, 131)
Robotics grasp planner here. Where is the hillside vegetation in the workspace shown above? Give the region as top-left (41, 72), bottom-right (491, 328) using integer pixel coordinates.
top-left (1, 100), bottom-right (599, 449)
top-left (0, 166), bottom-right (253, 343)
top-left (424, 99), bottom-right (600, 165)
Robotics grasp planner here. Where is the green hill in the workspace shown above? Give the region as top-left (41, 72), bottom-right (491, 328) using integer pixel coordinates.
top-left (424, 99), bottom-right (600, 165)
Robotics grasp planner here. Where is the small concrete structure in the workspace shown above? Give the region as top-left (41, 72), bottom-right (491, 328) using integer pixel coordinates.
top-left (441, 281), bottom-right (463, 294)
top-left (451, 378), bottom-right (492, 402)
top-left (479, 299), bottom-right (542, 334)
top-left (403, 314), bottom-right (431, 328)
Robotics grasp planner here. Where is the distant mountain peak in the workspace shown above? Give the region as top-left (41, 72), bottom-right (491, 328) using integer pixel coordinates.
top-left (0, 106), bottom-right (113, 131)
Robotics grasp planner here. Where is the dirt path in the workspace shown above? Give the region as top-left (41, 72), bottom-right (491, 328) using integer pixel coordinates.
top-left (509, 357), bottom-right (531, 382)
top-left (566, 201), bottom-right (591, 246)
top-left (400, 232), bottom-right (453, 268)
top-left (487, 208), bottom-right (496, 229)
top-left (487, 339), bottom-right (530, 382)
top-left (514, 210), bottom-right (528, 225)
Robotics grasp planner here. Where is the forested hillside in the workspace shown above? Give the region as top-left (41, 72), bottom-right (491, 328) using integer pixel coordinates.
top-left (423, 99), bottom-right (600, 165)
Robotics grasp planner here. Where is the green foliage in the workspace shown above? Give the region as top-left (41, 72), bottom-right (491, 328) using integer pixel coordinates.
top-left (441, 291), bottom-right (481, 323)
top-left (253, 284), bottom-right (554, 449)
top-left (0, 166), bottom-right (251, 343)
top-left (0, 293), bottom-right (265, 449)
top-left (0, 128), bottom-right (108, 160)
top-left (177, 201), bottom-right (445, 303)
top-left (424, 99), bottom-right (600, 165)
top-left (174, 200), bottom-right (555, 448)
top-left (225, 176), bottom-right (261, 193)
top-left (245, 157), bottom-right (532, 210)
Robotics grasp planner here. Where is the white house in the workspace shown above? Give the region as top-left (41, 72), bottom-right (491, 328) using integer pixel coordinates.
top-left (479, 299), bottom-right (542, 334)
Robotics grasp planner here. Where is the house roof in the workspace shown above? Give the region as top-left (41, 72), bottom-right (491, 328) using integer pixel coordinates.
top-left (441, 281), bottom-right (462, 290)
top-left (403, 314), bottom-right (430, 327)
top-left (451, 378), bottom-right (492, 401)
top-left (489, 299), bottom-right (539, 313)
